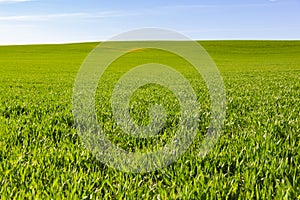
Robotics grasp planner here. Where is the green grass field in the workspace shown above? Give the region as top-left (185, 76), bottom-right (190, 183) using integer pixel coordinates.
top-left (0, 41), bottom-right (299, 199)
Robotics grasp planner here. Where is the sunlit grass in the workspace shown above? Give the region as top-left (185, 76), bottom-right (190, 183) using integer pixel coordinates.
top-left (0, 41), bottom-right (299, 199)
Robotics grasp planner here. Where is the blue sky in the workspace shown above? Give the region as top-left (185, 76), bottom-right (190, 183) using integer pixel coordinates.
top-left (0, 0), bottom-right (299, 44)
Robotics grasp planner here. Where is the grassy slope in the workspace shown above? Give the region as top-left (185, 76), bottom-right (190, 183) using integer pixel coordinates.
top-left (0, 41), bottom-right (299, 199)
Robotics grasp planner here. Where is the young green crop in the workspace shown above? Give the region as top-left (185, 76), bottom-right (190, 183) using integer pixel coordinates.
top-left (0, 41), bottom-right (299, 199)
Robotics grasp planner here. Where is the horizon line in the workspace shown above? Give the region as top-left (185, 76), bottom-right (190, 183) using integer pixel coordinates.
top-left (1, 39), bottom-right (300, 47)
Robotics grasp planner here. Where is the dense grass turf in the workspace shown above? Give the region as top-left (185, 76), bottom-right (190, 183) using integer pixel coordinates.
top-left (0, 41), bottom-right (299, 199)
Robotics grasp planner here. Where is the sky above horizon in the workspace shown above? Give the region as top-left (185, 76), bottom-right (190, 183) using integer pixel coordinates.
top-left (0, 0), bottom-right (299, 44)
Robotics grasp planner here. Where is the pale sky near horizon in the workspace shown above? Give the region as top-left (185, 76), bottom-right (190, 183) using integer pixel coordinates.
top-left (0, 0), bottom-right (299, 44)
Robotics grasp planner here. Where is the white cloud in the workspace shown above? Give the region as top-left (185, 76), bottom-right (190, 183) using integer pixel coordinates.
top-left (0, 11), bottom-right (138, 22)
top-left (0, 0), bottom-right (32, 3)
top-left (0, 13), bottom-right (86, 21)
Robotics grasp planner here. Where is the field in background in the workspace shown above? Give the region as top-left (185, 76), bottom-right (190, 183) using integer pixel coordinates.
top-left (0, 41), bottom-right (299, 199)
